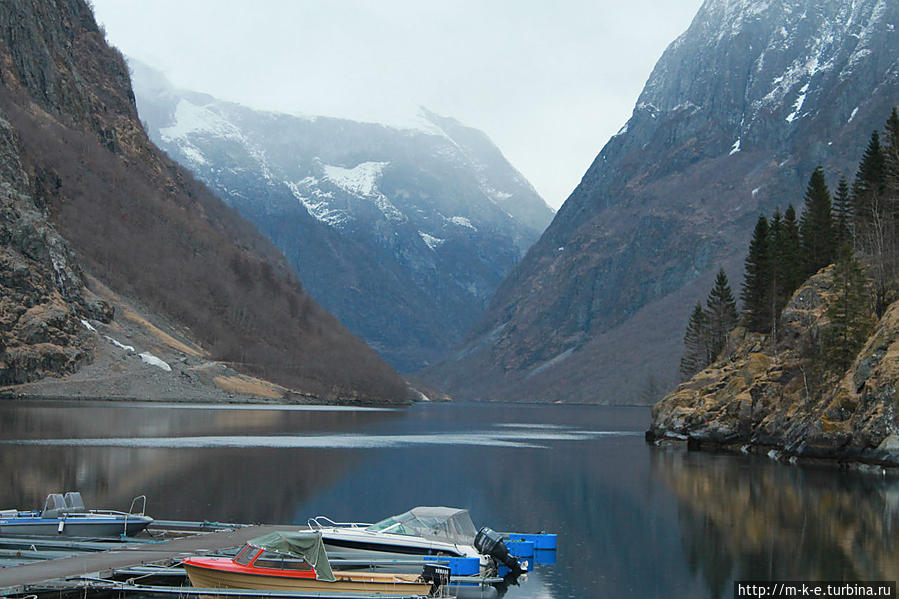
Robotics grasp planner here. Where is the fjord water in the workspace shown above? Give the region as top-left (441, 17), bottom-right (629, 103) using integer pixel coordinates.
top-left (1, 401), bottom-right (897, 598)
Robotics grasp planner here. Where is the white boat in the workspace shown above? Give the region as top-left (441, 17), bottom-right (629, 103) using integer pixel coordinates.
top-left (310, 506), bottom-right (482, 560)
top-left (309, 506), bottom-right (523, 574)
top-left (0, 492), bottom-right (153, 537)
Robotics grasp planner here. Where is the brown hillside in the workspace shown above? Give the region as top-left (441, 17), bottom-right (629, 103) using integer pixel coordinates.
top-left (0, 0), bottom-right (411, 403)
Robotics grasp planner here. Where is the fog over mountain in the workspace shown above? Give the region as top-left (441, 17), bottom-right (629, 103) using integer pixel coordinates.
top-left (131, 61), bottom-right (553, 372)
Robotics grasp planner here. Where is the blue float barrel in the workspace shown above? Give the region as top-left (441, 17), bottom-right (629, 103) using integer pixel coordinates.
top-left (505, 539), bottom-right (535, 557)
top-left (508, 532), bottom-right (557, 550)
top-left (423, 555), bottom-right (480, 576)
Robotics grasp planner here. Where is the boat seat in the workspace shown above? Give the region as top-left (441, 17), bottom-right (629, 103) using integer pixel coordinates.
top-left (0, 509), bottom-right (17, 518)
top-left (41, 493), bottom-right (67, 518)
top-left (64, 492), bottom-right (85, 512)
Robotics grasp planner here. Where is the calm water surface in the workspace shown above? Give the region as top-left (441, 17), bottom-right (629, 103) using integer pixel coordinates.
top-left (1, 401), bottom-right (897, 598)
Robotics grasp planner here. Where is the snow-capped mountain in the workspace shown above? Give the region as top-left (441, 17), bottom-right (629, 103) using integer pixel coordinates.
top-left (131, 61), bottom-right (554, 372)
top-left (423, 0), bottom-right (899, 403)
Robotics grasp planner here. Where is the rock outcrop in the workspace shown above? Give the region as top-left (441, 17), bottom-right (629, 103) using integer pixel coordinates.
top-left (0, 108), bottom-right (112, 384)
top-left (649, 268), bottom-right (899, 466)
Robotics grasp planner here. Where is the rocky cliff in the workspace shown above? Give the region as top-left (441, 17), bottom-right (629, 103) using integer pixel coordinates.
top-left (129, 62), bottom-right (553, 372)
top-left (649, 268), bottom-right (899, 466)
top-left (0, 0), bottom-right (412, 403)
top-left (0, 111), bottom-right (111, 384)
top-left (422, 0), bottom-right (899, 403)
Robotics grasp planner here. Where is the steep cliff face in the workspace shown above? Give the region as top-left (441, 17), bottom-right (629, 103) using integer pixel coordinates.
top-left (0, 110), bottom-right (111, 384)
top-left (649, 268), bottom-right (899, 466)
top-left (422, 0), bottom-right (899, 403)
top-left (130, 63), bottom-right (553, 372)
top-left (0, 0), bottom-right (412, 402)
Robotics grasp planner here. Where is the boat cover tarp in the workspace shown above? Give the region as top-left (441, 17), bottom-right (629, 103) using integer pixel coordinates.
top-left (366, 506), bottom-right (478, 545)
top-left (249, 531), bottom-right (335, 581)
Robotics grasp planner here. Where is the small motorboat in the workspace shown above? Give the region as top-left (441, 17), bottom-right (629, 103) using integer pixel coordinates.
top-left (0, 492), bottom-right (153, 537)
top-left (182, 530), bottom-right (448, 595)
top-left (309, 506), bottom-right (523, 574)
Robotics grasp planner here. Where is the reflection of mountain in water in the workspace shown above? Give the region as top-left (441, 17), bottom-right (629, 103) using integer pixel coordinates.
top-left (652, 449), bottom-right (899, 598)
top-left (0, 404), bottom-right (401, 522)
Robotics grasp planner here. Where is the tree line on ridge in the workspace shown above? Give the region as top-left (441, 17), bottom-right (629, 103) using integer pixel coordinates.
top-left (680, 108), bottom-right (899, 381)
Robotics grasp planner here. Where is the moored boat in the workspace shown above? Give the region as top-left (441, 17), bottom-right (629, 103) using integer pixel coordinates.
top-left (0, 492), bottom-right (153, 537)
top-left (310, 506), bottom-right (524, 575)
top-left (182, 530), bottom-right (447, 595)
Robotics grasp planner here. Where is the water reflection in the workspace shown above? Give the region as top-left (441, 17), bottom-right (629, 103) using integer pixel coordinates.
top-left (651, 447), bottom-right (899, 598)
top-left (4, 401), bottom-right (896, 598)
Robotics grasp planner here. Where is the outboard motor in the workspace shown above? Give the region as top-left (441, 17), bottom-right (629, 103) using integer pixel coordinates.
top-left (422, 563), bottom-right (451, 595)
top-left (475, 527), bottom-right (522, 573)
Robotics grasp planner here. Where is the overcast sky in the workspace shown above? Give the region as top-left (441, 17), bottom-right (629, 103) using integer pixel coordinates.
top-left (91, 0), bottom-right (704, 210)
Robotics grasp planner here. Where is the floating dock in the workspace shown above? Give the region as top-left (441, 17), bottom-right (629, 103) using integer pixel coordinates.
top-left (0, 522), bottom-right (291, 596)
top-left (0, 521), bottom-right (543, 598)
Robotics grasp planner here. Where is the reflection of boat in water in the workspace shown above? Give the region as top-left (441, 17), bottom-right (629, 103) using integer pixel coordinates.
top-left (182, 530), bottom-right (446, 594)
top-left (0, 492), bottom-right (153, 537)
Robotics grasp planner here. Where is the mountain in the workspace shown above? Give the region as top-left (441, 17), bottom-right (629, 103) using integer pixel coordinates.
top-left (422, 0), bottom-right (899, 403)
top-left (129, 62), bottom-right (554, 372)
top-left (0, 0), bottom-right (412, 403)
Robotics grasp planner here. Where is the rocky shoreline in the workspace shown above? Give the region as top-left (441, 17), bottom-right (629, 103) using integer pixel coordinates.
top-left (648, 268), bottom-right (899, 468)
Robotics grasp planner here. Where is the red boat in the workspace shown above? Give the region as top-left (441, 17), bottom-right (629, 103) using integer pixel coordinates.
top-left (182, 531), bottom-right (444, 595)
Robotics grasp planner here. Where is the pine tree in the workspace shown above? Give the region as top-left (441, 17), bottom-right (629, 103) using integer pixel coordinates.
top-left (833, 176), bottom-right (852, 245)
top-left (705, 268), bottom-right (738, 361)
top-left (680, 302), bottom-right (710, 380)
top-left (823, 244), bottom-right (874, 373)
top-left (854, 120), bottom-right (896, 316)
top-left (799, 166), bottom-right (836, 277)
top-left (852, 131), bottom-right (886, 244)
top-left (884, 108), bottom-right (899, 199)
top-left (742, 215), bottom-right (773, 333)
top-left (780, 205), bottom-right (803, 297)
top-left (768, 207), bottom-right (784, 325)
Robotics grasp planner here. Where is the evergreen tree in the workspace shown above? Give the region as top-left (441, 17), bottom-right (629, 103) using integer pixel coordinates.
top-left (680, 302), bottom-right (710, 380)
top-left (884, 108), bottom-right (899, 199)
top-left (742, 215), bottom-right (773, 332)
top-left (852, 131), bottom-right (886, 243)
top-left (705, 268), bottom-right (738, 361)
top-left (854, 119), bottom-right (897, 316)
top-left (823, 244), bottom-right (874, 373)
top-left (780, 205), bottom-right (803, 296)
top-left (799, 166), bottom-right (836, 277)
top-left (833, 176), bottom-right (852, 245)
top-left (768, 207), bottom-right (784, 323)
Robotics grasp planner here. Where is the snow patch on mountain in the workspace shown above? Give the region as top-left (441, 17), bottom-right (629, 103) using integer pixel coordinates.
top-left (324, 162), bottom-right (389, 197)
top-left (323, 162), bottom-right (405, 223)
top-left (161, 98), bottom-right (244, 142)
top-left (448, 216), bottom-right (477, 230)
top-left (418, 231), bottom-right (444, 250)
top-left (286, 180), bottom-right (349, 227)
top-left (785, 82), bottom-right (810, 122)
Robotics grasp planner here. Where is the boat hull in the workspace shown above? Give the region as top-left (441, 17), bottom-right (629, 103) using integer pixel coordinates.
top-left (0, 516), bottom-right (153, 537)
top-left (184, 563), bottom-right (433, 594)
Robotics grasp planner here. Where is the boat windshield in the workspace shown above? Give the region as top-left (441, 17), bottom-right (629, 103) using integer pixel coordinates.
top-left (366, 506), bottom-right (478, 545)
top-left (235, 545), bottom-right (258, 566)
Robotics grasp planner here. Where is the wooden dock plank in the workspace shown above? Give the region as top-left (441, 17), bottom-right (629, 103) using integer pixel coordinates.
top-left (0, 524), bottom-right (292, 593)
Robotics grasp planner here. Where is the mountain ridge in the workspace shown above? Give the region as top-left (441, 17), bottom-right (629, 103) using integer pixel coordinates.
top-left (422, 0), bottom-right (899, 403)
top-left (130, 61), bottom-right (553, 372)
